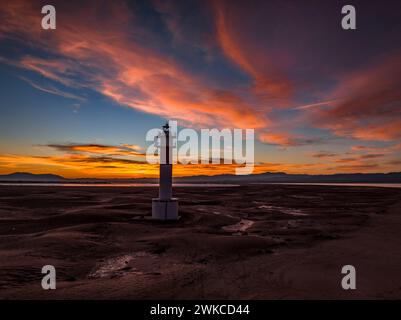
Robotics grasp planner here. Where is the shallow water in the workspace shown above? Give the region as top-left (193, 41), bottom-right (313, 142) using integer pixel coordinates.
top-left (0, 183), bottom-right (239, 187)
top-left (222, 219), bottom-right (254, 233)
top-left (1, 182), bottom-right (400, 188)
top-left (257, 183), bottom-right (401, 189)
top-left (258, 205), bottom-right (308, 216)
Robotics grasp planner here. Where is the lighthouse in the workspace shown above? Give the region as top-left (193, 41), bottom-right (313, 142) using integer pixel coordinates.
top-left (152, 122), bottom-right (179, 220)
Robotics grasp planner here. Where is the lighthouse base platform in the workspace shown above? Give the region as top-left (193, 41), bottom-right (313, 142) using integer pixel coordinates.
top-left (152, 198), bottom-right (179, 220)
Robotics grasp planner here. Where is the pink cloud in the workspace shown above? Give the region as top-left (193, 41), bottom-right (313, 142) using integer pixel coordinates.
top-left (212, 0), bottom-right (293, 104)
top-left (311, 54), bottom-right (401, 142)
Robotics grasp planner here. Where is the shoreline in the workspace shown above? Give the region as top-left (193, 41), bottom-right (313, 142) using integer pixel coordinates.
top-left (0, 182), bottom-right (400, 189)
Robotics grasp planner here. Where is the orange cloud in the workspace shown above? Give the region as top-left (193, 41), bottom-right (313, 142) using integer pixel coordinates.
top-left (310, 152), bottom-right (337, 158)
top-left (212, 0), bottom-right (293, 103)
top-left (312, 54), bottom-right (401, 142)
top-left (47, 143), bottom-right (145, 157)
top-left (351, 143), bottom-right (401, 154)
top-left (258, 132), bottom-right (296, 146)
top-left (258, 132), bottom-right (324, 146)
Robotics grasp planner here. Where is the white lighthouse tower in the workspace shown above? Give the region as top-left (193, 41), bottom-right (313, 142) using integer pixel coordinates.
top-left (152, 122), bottom-right (179, 220)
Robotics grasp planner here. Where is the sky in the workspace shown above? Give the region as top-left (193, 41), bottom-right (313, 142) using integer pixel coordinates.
top-left (0, 0), bottom-right (400, 178)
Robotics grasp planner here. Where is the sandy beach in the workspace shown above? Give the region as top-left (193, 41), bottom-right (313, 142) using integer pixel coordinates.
top-left (0, 184), bottom-right (400, 299)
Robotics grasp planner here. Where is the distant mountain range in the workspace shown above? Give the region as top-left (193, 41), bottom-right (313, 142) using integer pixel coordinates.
top-left (0, 172), bottom-right (67, 182)
top-left (176, 172), bottom-right (401, 183)
top-left (1, 171), bottom-right (401, 183)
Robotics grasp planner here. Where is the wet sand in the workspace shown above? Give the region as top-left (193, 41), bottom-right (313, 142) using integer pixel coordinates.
top-left (0, 184), bottom-right (400, 299)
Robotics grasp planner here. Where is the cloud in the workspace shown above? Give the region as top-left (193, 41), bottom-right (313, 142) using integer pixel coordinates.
top-left (335, 157), bottom-right (357, 163)
top-left (335, 154), bottom-right (385, 163)
top-left (351, 145), bottom-right (374, 151)
top-left (292, 100), bottom-right (337, 111)
top-left (327, 164), bottom-right (380, 172)
top-left (387, 160), bottom-right (401, 166)
top-left (212, 0), bottom-right (293, 103)
top-left (18, 76), bottom-right (86, 101)
top-left (259, 132), bottom-right (325, 146)
top-left (66, 155), bottom-right (145, 165)
top-left (350, 143), bottom-right (401, 155)
top-left (359, 154), bottom-right (385, 160)
top-left (311, 152), bottom-right (337, 158)
top-left (311, 54), bottom-right (401, 142)
top-left (46, 143), bottom-right (145, 157)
